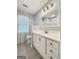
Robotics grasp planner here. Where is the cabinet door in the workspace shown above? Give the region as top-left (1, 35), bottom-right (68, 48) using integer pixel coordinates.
top-left (33, 34), bottom-right (37, 48)
top-left (33, 34), bottom-right (39, 50)
top-left (37, 35), bottom-right (45, 58)
top-left (33, 34), bottom-right (46, 58)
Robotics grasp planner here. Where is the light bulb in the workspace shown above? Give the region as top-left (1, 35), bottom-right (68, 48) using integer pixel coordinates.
top-left (45, 7), bottom-right (47, 11)
top-left (48, 4), bottom-right (51, 8)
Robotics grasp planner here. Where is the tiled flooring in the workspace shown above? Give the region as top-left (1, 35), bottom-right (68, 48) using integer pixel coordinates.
top-left (17, 41), bottom-right (43, 59)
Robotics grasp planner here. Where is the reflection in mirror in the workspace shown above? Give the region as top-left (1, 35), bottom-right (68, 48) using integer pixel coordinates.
top-left (42, 10), bottom-right (58, 26)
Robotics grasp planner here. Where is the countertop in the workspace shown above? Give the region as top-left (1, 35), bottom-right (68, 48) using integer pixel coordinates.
top-left (32, 30), bottom-right (60, 42)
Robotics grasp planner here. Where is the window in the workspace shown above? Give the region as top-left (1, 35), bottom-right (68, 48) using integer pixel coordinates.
top-left (17, 15), bottom-right (29, 33)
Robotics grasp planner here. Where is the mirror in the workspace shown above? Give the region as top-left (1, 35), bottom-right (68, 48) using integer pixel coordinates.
top-left (42, 10), bottom-right (58, 26)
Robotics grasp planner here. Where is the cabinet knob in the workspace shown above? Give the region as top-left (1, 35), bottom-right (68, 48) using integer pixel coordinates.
top-left (50, 43), bottom-right (53, 45)
top-left (50, 56), bottom-right (53, 59)
top-left (50, 50), bottom-right (53, 52)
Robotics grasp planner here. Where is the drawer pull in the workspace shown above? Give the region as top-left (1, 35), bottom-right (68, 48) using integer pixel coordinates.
top-left (50, 43), bottom-right (53, 45)
top-left (50, 50), bottom-right (53, 52)
top-left (50, 56), bottom-right (53, 59)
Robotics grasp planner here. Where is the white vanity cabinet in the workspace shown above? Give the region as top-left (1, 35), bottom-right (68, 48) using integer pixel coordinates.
top-left (32, 33), bottom-right (60, 59)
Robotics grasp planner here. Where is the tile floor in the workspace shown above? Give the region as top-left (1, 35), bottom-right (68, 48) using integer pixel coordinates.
top-left (17, 41), bottom-right (43, 59)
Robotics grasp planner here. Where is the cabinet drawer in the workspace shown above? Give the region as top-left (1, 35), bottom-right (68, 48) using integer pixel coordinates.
top-left (47, 39), bottom-right (59, 49)
top-left (47, 39), bottom-right (60, 59)
top-left (47, 47), bottom-right (59, 57)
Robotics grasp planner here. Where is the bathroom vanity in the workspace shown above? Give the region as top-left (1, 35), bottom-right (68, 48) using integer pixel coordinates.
top-left (32, 30), bottom-right (60, 59)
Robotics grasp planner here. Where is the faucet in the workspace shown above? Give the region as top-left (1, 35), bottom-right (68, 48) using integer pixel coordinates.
top-left (45, 30), bottom-right (48, 34)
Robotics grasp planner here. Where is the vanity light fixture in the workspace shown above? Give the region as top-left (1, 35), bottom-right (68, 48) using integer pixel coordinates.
top-left (48, 4), bottom-right (54, 8)
top-left (48, 4), bottom-right (51, 8)
top-left (47, 6), bottom-right (49, 10)
top-left (51, 4), bottom-right (54, 7)
top-left (43, 9), bottom-right (45, 12)
top-left (42, 3), bottom-right (54, 12)
top-left (42, 7), bottom-right (47, 12)
top-left (45, 7), bottom-right (47, 11)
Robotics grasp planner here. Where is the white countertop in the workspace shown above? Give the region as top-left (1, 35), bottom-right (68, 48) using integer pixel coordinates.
top-left (32, 30), bottom-right (60, 42)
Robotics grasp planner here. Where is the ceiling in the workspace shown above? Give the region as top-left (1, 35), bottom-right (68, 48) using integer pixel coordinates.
top-left (17, 0), bottom-right (49, 15)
